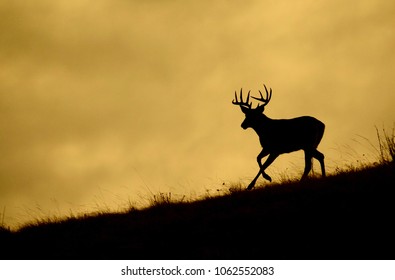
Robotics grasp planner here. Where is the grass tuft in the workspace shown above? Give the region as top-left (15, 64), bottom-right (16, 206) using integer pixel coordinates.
top-left (376, 124), bottom-right (395, 164)
top-left (148, 192), bottom-right (187, 207)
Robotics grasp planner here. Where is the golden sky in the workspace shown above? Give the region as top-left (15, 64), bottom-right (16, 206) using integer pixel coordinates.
top-left (1, 0), bottom-right (394, 227)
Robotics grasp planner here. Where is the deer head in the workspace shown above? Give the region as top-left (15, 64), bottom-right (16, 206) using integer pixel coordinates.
top-left (232, 84), bottom-right (272, 129)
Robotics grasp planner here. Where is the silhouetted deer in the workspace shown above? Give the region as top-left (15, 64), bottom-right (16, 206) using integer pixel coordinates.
top-left (233, 84), bottom-right (326, 190)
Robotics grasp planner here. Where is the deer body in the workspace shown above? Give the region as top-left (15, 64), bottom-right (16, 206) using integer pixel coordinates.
top-left (251, 116), bottom-right (325, 154)
top-left (233, 85), bottom-right (326, 190)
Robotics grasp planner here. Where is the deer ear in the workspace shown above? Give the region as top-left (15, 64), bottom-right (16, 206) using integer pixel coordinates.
top-left (240, 106), bottom-right (249, 114)
top-left (256, 105), bottom-right (265, 114)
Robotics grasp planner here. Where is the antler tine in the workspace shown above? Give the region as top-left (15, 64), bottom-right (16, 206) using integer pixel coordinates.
top-left (253, 90), bottom-right (265, 101)
top-left (264, 84), bottom-right (272, 102)
top-left (232, 90), bottom-right (238, 104)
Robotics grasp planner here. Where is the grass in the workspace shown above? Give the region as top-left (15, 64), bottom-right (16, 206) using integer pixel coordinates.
top-left (148, 192), bottom-right (188, 207)
top-left (0, 127), bottom-right (394, 259)
top-left (376, 125), bottom-right (395, 164)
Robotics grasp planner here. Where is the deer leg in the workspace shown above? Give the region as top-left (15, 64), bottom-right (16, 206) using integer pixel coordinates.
top-left (260, 153), bottom-right (278, 181)
top-left (257, 149), bottom-right (270, 178)
top-left (313, 150), bottom-right (326, 177)
top-left (301, 151), bottom-right (313, 181)
top-left (247, 152), bottom-right (278, 190)
top-left (247, 149), bottom-right (268, 190)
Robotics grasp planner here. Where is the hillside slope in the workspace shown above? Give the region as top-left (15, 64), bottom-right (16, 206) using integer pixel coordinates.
top-left (1, 163), bottom-right (394, 260)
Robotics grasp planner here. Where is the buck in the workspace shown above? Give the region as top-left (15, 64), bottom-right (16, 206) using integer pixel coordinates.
top-left (233, 84), bottom-right (326, 190)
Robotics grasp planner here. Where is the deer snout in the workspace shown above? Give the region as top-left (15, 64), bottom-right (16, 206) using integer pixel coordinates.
top-left (241, 120), bottom-right (249, 130)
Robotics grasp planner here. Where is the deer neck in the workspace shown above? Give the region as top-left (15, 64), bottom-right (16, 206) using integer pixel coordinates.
top-left (252, 114), bottom-right (273, 138)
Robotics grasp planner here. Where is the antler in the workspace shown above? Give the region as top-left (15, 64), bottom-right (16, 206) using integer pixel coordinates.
top-left (232, 88), bottom-right (252, 109)
top-left (252, 84), bottom-right (272, 106)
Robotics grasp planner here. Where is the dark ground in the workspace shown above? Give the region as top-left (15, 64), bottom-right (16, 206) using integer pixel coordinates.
top-left (1, 163), bottom-right (394, 260)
